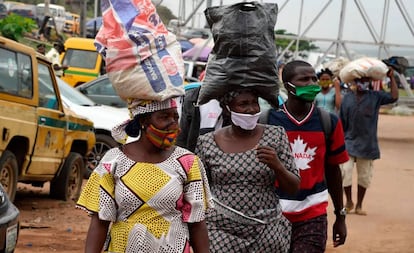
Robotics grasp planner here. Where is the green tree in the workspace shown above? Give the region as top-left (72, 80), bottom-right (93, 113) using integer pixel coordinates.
top-left (275, 29), bottom-right (319, 52)
top-left (0, 14), bottom-right (37, 41)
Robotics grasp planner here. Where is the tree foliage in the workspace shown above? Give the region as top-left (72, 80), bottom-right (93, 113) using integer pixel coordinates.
top-left (0, 14), bottom-right (37, 41)
top-left (275, 29), bottom-right (319, 52)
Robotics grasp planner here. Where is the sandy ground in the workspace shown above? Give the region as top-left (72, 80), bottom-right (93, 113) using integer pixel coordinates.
top-left (13, 114), bottom-right (414, 253)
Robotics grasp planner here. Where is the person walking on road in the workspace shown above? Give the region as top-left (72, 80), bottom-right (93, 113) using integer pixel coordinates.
top-left (339, 68), bottom-right (398, 215)
top-left (76, 98), bottom-right (213, 253)
top-left (268, 60), bottom-right (349, 252)
top-left (195, 88), bottom-right (300, 252)
top-left (315, 68), bottom-right (342, 114)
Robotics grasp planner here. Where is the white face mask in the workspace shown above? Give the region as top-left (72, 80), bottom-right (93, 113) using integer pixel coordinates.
top-left (226, 106), bottom-right (262, 130)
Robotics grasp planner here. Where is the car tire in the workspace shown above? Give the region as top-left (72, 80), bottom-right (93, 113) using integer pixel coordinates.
top-left (50, 152), bottom-right (83, 201)
top-left (84, 134), bottom-right (119, 178)
top-left (0, 150), bottom-right (18, 202)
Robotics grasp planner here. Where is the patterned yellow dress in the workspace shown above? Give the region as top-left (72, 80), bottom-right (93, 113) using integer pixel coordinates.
top-left (76, 146), bottom-right (213, 253)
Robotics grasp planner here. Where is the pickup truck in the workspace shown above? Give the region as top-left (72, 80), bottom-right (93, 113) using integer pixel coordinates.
top-left (0, 36), bottom-right (96, 202)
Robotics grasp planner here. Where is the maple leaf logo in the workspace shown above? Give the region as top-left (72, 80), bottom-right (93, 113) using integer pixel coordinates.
top-left (290, 136), bottom-right (317, 170)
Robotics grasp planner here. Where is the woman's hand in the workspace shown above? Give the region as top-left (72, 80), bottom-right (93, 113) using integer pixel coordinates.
top-left (255, 145), bottom-right (282, 169)
top-left (256, 145), bottom-right (300, 195)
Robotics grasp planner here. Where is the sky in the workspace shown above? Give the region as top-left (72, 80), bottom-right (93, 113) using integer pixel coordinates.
top-left (157, 0), bottom-right (414, 60)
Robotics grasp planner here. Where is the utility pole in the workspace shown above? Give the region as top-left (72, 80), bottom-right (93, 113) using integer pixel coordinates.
top-left (80, 0), bottom-right (87, 37)
top-left (94, 0), bottom-right (98, 18)
top-left (44, 0), bottom-right (50, 16)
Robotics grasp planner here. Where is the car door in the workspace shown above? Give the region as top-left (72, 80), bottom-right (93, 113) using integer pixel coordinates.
top-left (27, 62), bottom-right (66, 175)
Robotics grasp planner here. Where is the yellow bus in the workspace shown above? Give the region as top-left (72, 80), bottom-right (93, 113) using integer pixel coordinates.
top-left (60, 37), bottom-right (105, 87)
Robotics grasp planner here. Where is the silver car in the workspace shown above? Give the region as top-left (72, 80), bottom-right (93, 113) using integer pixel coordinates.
top-left (0, 184), bottom-right (19, 253)
top-left (76, 74), bottom-right (127, 108)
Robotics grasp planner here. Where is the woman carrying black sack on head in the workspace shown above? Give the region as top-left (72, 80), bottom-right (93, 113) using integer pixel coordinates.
top-left (195, 88), bottom-right (300, 253)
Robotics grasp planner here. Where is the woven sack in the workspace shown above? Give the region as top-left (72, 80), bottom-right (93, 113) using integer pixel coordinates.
top-left (95, 0), bottom-right (185, 101)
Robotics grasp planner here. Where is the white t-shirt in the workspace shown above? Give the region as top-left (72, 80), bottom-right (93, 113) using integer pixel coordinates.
top-left (199, 99), bottom-right (223, 130)
top-left (45, 47), bottom-right (63, 77)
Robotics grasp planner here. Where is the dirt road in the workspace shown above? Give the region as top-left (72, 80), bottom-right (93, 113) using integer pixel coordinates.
top-left (13, 114), bottom-right (414, 253)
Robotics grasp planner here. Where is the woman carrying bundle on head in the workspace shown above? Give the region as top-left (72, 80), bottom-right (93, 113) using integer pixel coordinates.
top-left (195, 87), bottom-right (300, 253)
top-left (76, 98), bottom-right (213, 253)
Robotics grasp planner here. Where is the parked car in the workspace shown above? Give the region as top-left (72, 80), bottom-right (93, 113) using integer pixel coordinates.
top-left (0, 35), bottom-right (95, 202)
top-left (76, 74), bottom-right (127, 108)
top-left (85, 16), bottom-right (102, 38)
top-left (63, 12), bottom-right (80, 34)
top-left (0, 3), bottom-right (7, 19)
top-left (56, 77), bottom-right (129, 177)
top-left (60, 37), bottom-right (106, 87)
top-left (8, 4), bottom-right (38, 24)
top-left (0, 184), bottom-right (19, 253)
top-left (35, 3), bottom-right (66, 33)
top-left (2, 1), bottom-right (24, 11)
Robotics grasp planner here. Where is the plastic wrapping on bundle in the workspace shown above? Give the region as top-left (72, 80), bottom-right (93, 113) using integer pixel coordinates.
top-left (323, 57), bottom-right (350, 78)
top-left (339, 57), bottom-right (389, 83)
top-left (94, 0), bottom-right (185, 102)
top-left (198, 1), bottom-right (280, 106)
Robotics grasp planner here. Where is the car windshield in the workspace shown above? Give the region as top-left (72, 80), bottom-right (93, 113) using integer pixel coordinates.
top-left (62, 49), bottom-right (99, 69)
top-left (56, 77), bottom-right (96, 106)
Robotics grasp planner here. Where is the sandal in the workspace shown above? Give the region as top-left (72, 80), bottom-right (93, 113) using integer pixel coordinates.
top-left (345, 202), bottom-right (354, 213)
top-left (355, 208), bottom-right (367, 216)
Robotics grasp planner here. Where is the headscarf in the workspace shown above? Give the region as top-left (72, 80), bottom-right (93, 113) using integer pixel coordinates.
top-left (111, 98), bottom-right (178, 144)
top-left (219, 88), bottom-right (257, 109)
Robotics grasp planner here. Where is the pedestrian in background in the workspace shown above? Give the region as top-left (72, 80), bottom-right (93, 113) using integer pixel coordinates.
top-left (315, 68), bottom-right (342, 114)
top-left (339, 68), bottom-right (398, 215)
top-left (45, 41), bottom-right (67, 77)
top-left (36, 43), bottom-right (46, 55)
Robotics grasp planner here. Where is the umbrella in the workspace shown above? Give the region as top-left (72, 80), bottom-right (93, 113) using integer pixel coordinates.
top-left (182, 45), bottom-right (212, 62)
top-left (178, 40), bottom-right (194, 52)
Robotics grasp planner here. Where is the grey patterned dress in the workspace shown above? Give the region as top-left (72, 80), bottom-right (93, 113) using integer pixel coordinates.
top-left (195, 125), bottom-right (299, 253)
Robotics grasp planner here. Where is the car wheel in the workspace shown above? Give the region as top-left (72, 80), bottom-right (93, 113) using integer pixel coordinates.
top-left (85, 134), bottom-right (118, 178)
top-left (0, 150), bottom-right (18, 202)
top-left (50, 152), bottom-right (83, 201)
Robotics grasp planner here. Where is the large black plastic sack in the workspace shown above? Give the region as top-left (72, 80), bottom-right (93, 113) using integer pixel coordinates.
top-left (198, 1), bottom-right (279, 107)
top-left (382, 56), bottom-right (409, 74)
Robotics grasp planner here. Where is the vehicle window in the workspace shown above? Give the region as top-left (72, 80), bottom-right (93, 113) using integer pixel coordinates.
top-left (0, 47), bottom-right (33, 98)
top-left (38, 63), bottom-right (59, 109)
top-left (62, 49), bottom-right (98, 69)
top-left (87, 78), bottom-right (114, 95)
top-left (57, 78), bottom-right (96, 106)
top-left (66, 13), bottom-right (73, 20)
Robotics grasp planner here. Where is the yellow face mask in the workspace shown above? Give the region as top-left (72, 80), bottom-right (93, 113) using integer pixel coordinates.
top-left (318, 80), bottom-right (332, 88)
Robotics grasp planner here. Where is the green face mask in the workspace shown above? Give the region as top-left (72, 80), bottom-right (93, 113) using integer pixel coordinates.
top-left (287, 82), bottom-right (322, 102)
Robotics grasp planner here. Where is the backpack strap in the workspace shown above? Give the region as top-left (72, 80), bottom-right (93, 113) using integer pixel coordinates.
top-left (317, 107), bottom-right (332, 148)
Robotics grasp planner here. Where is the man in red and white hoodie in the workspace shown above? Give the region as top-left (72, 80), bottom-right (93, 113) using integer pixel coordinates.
top-left (269, 60), bottom-right (349, 253)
